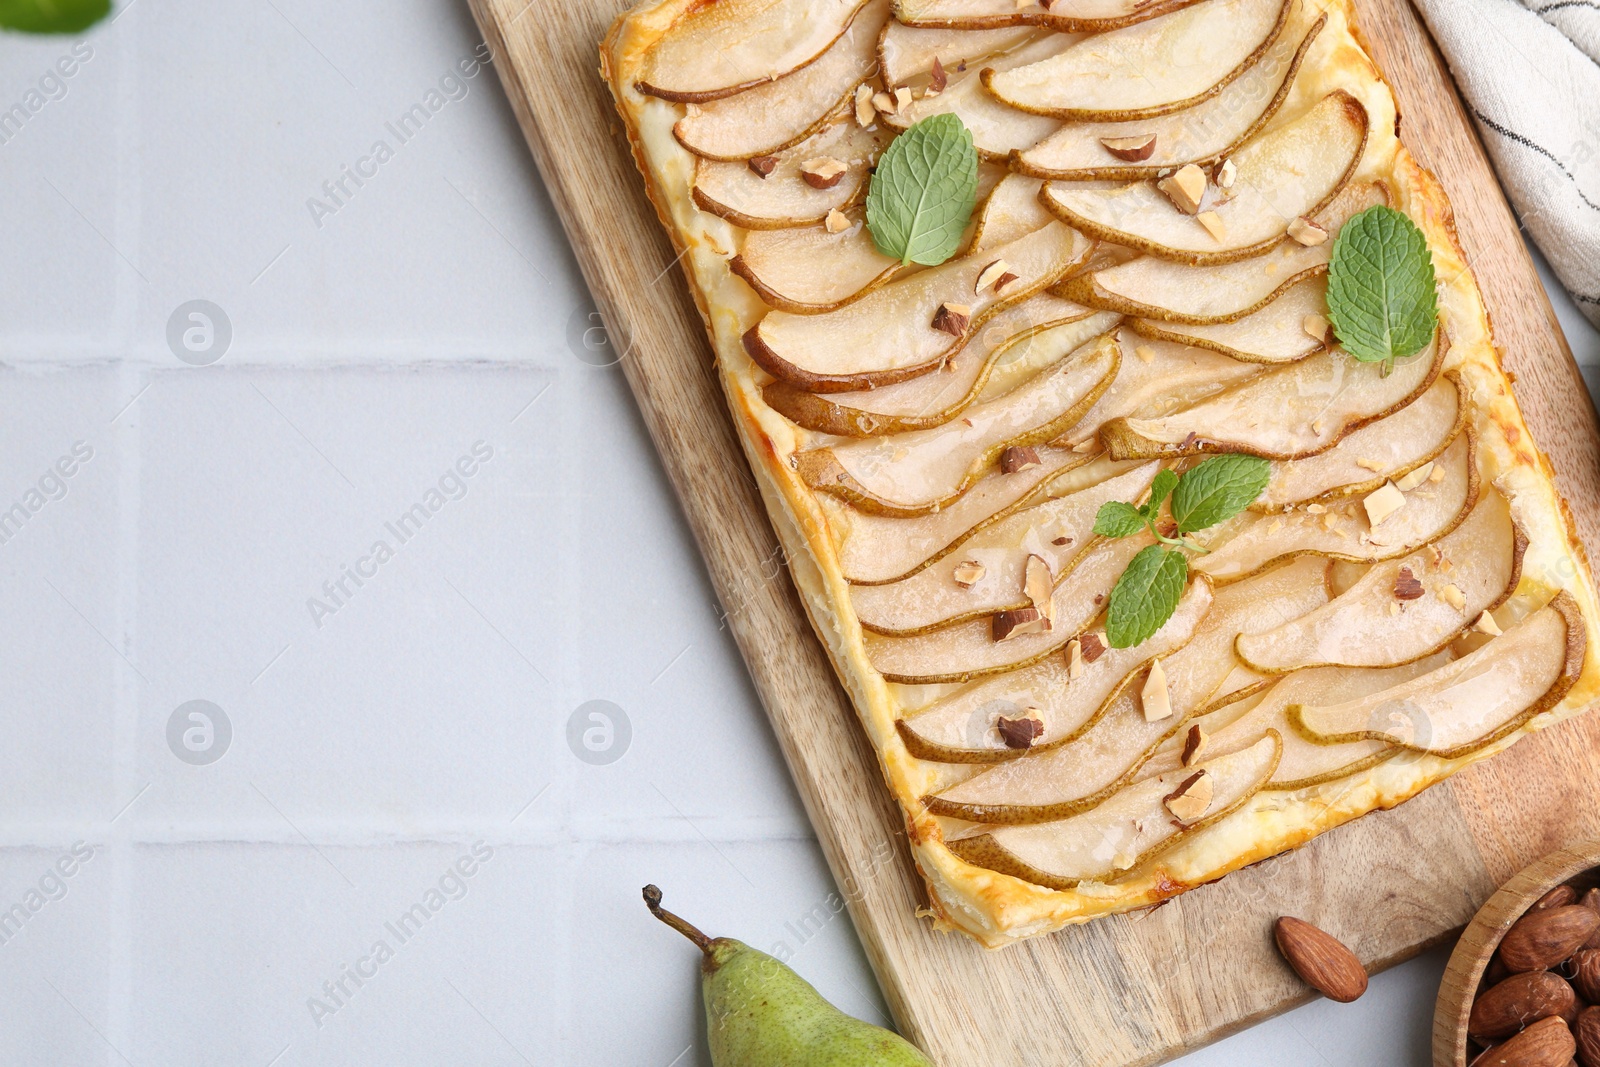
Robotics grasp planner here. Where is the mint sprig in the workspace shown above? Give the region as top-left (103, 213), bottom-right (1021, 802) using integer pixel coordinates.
top-left (1095, 455), bottom-right (1270, 648)
top-left (865, 114), bottom-right (979, 267)
top-left (0, 0), bottom-right (109, 32)
top-left (1325, 205), bottom-right (1439, 373)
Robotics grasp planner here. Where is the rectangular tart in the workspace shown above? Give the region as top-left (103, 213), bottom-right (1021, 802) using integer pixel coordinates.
top-left (601, 0), bottom-right (1600, 946)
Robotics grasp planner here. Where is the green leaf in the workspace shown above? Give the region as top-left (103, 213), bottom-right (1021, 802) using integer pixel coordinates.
top-left (0, 0), bottom-right (109, 33)
top-left (1143, 468), bottom-right (1179, 519)
top-left (865, 114), bottom-right (980, 267)
top-left (1094, 501), bottom-right (1146, 540)
top-left (1170, 454), bottom-right (1270, 534)
top-left (1325, 205), bottom-right (1439, 365)
top-left (1106, 545), bottom-right (1188, 649)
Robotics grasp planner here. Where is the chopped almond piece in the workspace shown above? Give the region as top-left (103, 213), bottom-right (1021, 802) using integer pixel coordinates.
top-left (1363, 482), bottom-right (1406, 526)
top-left (1067, 638), bottom-right (1085, 678)
top-left (872, 90), bottom-right (896, 116)
top-left (1304, 314), bottom-right (1331, 343)
top-left (1306, 503), bottom-right (1327, 515)
top-left (748, 154), bottom-right (778, 178)
top-left (1474, 610), bottom-right (1503, 636)
top-left (992, 606), bottom-right (1048, 641)
top-left (928, 57), bottom-right (948, 94)
top-left (1393, 566), bottom-right (1424, 600)
top-left (1441, 583), bottom-right (1466, 611)
top-left (893, 86), bottom-right (913, 112)
top-left (1158, 164), bottom-right (1208, 214)
top-left (1080, 632), bottom-right (1107, 663)
top-left (952, 560), bottom-right (985, 587)
top-left (1181, 724), bottom-right (1207, 766)
top-left (1141, 658), bottom-right (1172, 722)
top-left (1100, 134), bottom-right (1157, 162)
top-left (976, 259), bottom-right (1013, 294)
top-left (1196, 210), bottom-right (1227, 241)
top-left (1394, 462), bottom-right (1434, 491)
top-left (1429, 464), bottom-right (1446, 483)
top-left (1164, 771), bottom-right (1213, 823)
top-left (1000, 445), bottom-right (1041, 473)
top-left (1217, 157), bottom-right (1237, 188)
top-left (931, 302), bottom-right (970, 336)
top-left (854, 84), bottom-right (875, 126)
top-left (996, 714), bottom-right (1044, 749)
top-left (824, 208), bottom-right (851, 234)
top-left (1287, 217), bottom-right (1328, 246)
top-left (799, 157), bottom-right (848, 189)
top-left (1135, 344), bottom-right (1155, 363)
top-left (1024, 554), bottom-right (1054, 623)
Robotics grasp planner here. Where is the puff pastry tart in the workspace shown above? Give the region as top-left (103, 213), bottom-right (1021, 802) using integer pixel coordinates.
top-left (602, 0), bottom-right (1600, 946)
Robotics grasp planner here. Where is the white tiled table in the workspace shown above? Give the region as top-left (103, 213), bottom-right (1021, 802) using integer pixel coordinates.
top-left (1, 4), bottom-right (1595, 1064)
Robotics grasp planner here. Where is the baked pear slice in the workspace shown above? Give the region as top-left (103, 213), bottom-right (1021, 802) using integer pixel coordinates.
top-left (764, 300), bottom-right (1111, 436)
top-left (863, 532), bottom-right (1151, 684)
top-left (969, 174), bottom-right (1057, 253)
top-left (1057, 181), bottom-right (1388, 323)
top-left (746, 222), bottom-right (1092, 391)
top-left (982, 0), bottom-right (1292, 120)
top-left (1288, 593), bottom-right (1585, 759)
top-left (833, 448), bottom-right (1105, 584)
top-left (945, 733), bottom-right (1281, 890)
top-left (731, 162), bottom-right (1005, 313)
top-left (876, 22), bottom-right (1040, 85)
top-left (1236, 488), bottom-right (1524, 672)
top-left (638, 0), bottom-right (874, 102)
top-left (884, 35), bottom-right (1066, 161)
top-left (1131, 275), bottom-right (1329, 364)
top-left (896, 575), bottom-right (1208, 760)
top-left (673, 0), bottom-right (890, 160)
top-left (855, 462), bottom-right (1160, 635)
top-left (796, 332), bottom-right (1118, 514)
top-left (892, 0), bottom-right (1203, 32)
top-left (1255, 377), bottom-right (1463, 510)
top-left (1053, 332), bottom-right (1263, 449)
top-left (1101, 330), bottom-right (1445, 460)
top-left (1042, 91), bottom-right (1369, 264)
top-left (1194, 431), bottom-right (1476, 582)
top-left (694, 120), bottom-right (880, 230)
top-left (1012, 10), bottom-right (1323, 181)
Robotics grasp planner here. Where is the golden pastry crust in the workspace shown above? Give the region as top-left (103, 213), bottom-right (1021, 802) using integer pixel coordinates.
top-left (602, 0), bottom-right (1600, 947)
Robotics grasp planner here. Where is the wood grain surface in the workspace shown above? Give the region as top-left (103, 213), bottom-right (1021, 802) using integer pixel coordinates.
top-left (465, 0), bottom-right (1600, 1062)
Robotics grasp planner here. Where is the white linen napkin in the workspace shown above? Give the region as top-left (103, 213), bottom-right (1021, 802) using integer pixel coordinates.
top-left (1410, 0), bottom-right (1600, 327)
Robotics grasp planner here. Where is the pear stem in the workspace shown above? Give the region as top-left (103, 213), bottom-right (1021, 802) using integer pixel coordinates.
top-left (643, 884), bottom-right (713, 954)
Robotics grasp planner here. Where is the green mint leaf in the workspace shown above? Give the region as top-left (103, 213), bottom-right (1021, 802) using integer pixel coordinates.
top-left (1094, 501), bottom-right (1146, 540)
top-left (1325, 205), bottom-right (1439, 365)
top-left (0, 0), bottom-right (109, 32)
top-left (1144, 469), bottom-right (1179, 519)
top-left (1106, 545), bottom-right (1188, 649)
top-left (1170, 454), bottom-right (1270, 534)
top-left (865, 114), bottom-right (979, 267)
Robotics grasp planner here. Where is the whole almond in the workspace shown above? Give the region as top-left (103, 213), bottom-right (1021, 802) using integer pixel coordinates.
top-left (1576, 1005), bottom-right (1600, 1067)
top-left (1273, 916), bottom-right (1368, 1002)
top-left (1469, 1016), bottom-right (1575, 1067)
top-left (1573, 950), bottom-right (1600, 1004)
top-left (1503, 907), bottom-right (1600, 973)
top-left (1581, 890), bottom-right (1600, 950)
top-left (1537, 885), bottom-right (1580, 911)
top-left (1471, 972), bottom-right (1579, 1039)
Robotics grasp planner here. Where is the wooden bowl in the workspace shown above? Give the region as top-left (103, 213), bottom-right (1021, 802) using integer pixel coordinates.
top-left (1433, 839), bottom-right (1600, 1066)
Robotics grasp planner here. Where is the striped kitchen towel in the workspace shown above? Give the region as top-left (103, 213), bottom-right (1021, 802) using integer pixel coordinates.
top-left (1412, 0), bottom-right (1600, 327)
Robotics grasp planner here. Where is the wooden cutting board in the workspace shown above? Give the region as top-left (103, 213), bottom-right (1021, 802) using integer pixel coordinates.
top-left (467, 1), bottom-right (1600, 1062)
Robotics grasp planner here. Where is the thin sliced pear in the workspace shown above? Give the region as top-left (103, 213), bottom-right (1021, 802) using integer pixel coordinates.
top-left (1013, 10), bottom-right (1323, 180)
top-left (797, 333), bottom-right (1118, 513)
top-left (1052, 332), bottom-right (1262, 449)
top-left (897, 574), bottom-right (1207, 760)
top-left (673, 0), bottom-right (891, 160)
top-left (746, 222), bottom-right (1091, 390)
top-left (1132, 275), bottom-right (1328, 364)
top-left (1195, 432), bottom-right (1475, 582)
top-left (876, 22), bottom-right (1040, 85)
top-left (834, 448), bottom-right (1103, 584)
top-left (764, 299), bottom-right (1108, 435)
top-left (982, 0), bottom-right (1291, 120)
top-left (1043, 91), bottom-right (1369, 264)
top-left (1236, 488), bottom-right (1524, 672)
top-left (884, 36), bottom-right (1066, 160)
top-left (1058, 182), bottom-right (1388, 322)
top-left (856, 462), bottom-right (1160, 635)
top-left (892, 0), bottom-right (1204, 31)
top-left (638, 0), bottom-right (874, 102)
top-left (1152, 656), bottom-right (1451, 789)
top-left (864, 532), bottom-right (1150, 683)
top-left (731, 163), bottom-right (1005, 314)
top-left (945, 733), bottom-right (1281, 890)
top-left (1256, 377), bottom-right (1463, 509)
top-left (969, 175), bottom-right (1056, 253)
top-left (694, 120), bottom-right (880, 230)
top-left (1102, 330), bottom-right (1445, 460)
top-left (1288, 594), bottom-right (1585, 759)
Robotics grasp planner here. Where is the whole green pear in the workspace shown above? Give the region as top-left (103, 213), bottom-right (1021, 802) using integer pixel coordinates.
top-left (643, 885), bottom-right (934, 1067)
